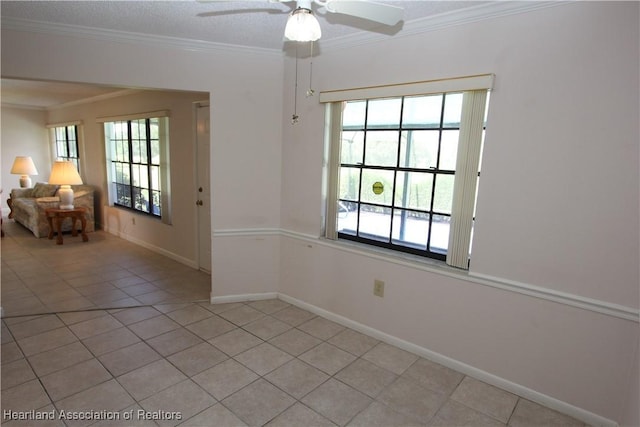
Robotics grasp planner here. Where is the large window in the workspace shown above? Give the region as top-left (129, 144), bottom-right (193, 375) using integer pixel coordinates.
top-left (322, 75), bottom-right (492, 269)
top-left (103, 116), bottom-right (168, 218)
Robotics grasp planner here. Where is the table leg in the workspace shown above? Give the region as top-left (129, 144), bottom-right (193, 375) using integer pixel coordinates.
top-left (47, 215), bottom-right (55, 240)
top-left (71, 216), bottom-right (78, 237)
top-left (80, 214), bottom-right (88, 242)
top-left (55, 217), bottom-right (64, 245)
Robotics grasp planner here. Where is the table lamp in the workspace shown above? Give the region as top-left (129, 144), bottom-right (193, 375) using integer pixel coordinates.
top-left (48, 161), bottom-right (83, 209)
top-left (10, 156), bottom-right (39, 188)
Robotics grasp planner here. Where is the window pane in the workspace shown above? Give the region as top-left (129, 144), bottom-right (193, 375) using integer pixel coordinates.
top-left (134, 119), bottom-right (146, 140)
top-left (433, 174), bottom-right (455, 214)
top-left (430, 214), bottom-right (451, 253)
top-left (136, 189), bottom-right (149, 212)
top-left (149, 118), bottom-right (159, 139)
top-left (69, 141), bottom-right (78, 158)
top-left (339, 167), bottom-right (360, 201)
top-left (140, 141), bottom-right (148, 164)
top-left (337, 201), bottom-right (358, 236)
top-left (341, 131), bottom-right (364, 165)
top-left (364, 131), bottom-right (399, 167)
top-left (139, 165), bottom-right (149, 189)
top-left (151, 140), bottom-right (160, 165)
top-left (114, 163), bottom-right (122, 183)
top-left (132, 164), bottom-right (140, 187)
top-left (68, 126), bottom-right (77, 142)
top-left (132, 140), bottom-right (141, 163)
top-left (402, 94), bottom-right (443, 128)
top-left (439, 130), bottom-right (459, 170)
top-left (56, 140), bottom-right (67, 157)
top-left (117, 184), bottom-right (131, 208)
top-left (395, 172), bottom-right (433, 210)
top-left (150, 166), bottom-right (160, 190)
top-left (358, 204), bottom-right (391, 242)
top-left (399, 130), bottom-right (438, 169)
top-left (392, 209), bottom-right (428, 250)
top-left (343, 101), bottom-right (366, 129)
top-left (443, 93), bottom-right (463, 127)
top-left (367, 98), bottom-right (401, 129)
top-left (132, 188), bottom-right (142, 211)
top-left (152, 191), bottom-right (161, 216)
top-left (361, 168), bottom-right (394, 206)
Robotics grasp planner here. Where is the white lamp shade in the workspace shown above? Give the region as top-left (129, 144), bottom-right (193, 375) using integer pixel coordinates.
top-left (11, 156), bottom-right (39, 187)
top-left (48, 161), bottom-right (83, 210)
top-left (48, 161), bottom-right (83, 186)
top-left (284, 8), bottom-right (321, 42)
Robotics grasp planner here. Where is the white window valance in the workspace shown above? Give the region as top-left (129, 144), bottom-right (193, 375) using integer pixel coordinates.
top-left (319, 74), bottom-right (494, 103)
top-left (46, 120), bottom-right (83, 128)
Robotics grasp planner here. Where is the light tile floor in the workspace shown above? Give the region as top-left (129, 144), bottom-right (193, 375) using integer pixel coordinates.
top-left (1, 221), bottom-right (210, 317)
top-left (1, 221), bottom-right (587, 426)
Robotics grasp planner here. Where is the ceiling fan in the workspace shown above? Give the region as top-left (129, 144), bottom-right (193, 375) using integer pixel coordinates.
top-left (201, 0), bottom-right (404, 42)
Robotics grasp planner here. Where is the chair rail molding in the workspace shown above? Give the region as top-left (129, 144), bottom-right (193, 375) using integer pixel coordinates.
top-left (213, 227), bottom-right (640, 323)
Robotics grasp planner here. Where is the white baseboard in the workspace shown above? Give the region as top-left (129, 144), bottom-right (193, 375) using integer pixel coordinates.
top-left (103, 226), bottom-right (198, 269)
top-left (210, 292), bottom-right (278, 304)
top-left (214, 291), bottom-right (618, 427)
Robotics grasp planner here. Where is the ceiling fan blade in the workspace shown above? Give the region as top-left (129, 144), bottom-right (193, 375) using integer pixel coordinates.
top-left (197, 0), bottom-right (293, 3)
top-left (324, 0), bottom-right (403, 26)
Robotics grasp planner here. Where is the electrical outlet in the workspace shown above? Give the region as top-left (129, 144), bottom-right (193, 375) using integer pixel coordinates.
top-left (373, 279), bottom-right (385, 297)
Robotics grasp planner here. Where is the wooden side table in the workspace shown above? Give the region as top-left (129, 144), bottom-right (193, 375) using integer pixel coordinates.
top-left (45, 207), bottom-right (89, 245)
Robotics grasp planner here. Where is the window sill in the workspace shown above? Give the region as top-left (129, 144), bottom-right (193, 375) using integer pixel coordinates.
top-left (313, 235), bottom-right (469, 279)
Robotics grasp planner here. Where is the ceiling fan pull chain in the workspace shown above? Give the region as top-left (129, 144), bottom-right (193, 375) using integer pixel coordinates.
top-left (306, 40), bottom-right (315, 97)
top-left (292, 45), bottom-right (300, 125)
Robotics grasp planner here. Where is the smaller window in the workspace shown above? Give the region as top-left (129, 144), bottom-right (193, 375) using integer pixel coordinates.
top-left (53, 125), bottom-right (80, 170)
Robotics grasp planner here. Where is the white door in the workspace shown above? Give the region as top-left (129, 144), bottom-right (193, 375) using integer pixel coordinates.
top-left (196, 104), bottom-right (211, 272)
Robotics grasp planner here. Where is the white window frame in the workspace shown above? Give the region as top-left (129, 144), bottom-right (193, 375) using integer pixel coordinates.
top-left (98, 110), bottom-right (172, 224)
top-left (320, 74), bottom-right (493, 269)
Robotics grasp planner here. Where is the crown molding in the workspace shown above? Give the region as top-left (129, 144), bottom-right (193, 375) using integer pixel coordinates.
top-left (0, 17), bottom-right (282, 57)
top-left (320, 1), bottom-right (570, 51)
top-left (0, 102), bottom-right (46, 111)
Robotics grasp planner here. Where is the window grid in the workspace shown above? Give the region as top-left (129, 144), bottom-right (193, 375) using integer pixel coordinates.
top-left (338, 94), bottom-right (462, 260)
top-left (54, 125), bottom-right (80, 170)
top-left (108, 119), bottom-right (162, 217)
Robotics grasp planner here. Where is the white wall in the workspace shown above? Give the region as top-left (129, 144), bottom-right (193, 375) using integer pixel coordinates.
top-left (1, 107), bottom-right (50, 205)
top-left (279, 2), bottom-right (638, 425)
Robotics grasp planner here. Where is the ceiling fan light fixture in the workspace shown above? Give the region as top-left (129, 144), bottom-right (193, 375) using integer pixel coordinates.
top-left (284, 7), bottom-right (321, 42)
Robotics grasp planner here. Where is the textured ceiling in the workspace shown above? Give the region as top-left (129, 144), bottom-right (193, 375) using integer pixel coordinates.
top-left (1, 1), bottom-right (488, 50)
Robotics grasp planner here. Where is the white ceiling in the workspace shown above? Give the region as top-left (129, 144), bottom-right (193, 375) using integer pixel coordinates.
top-left (0, 0), bottom-right (496, 108)
top-left (1, 1), bottom-right (488, 50)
